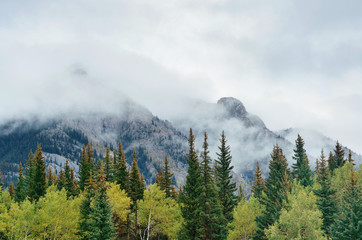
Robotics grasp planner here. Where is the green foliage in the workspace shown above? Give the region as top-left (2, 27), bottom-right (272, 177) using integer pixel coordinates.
top-left (199, 132), bottom-right (227, 239)
top-left (215, 131), bottom-right (237, 224)
top-left (138, 184), bottom-right (183, 239)
top-left (314, 150), bottom-right (337, 236)
top-left (252, 161), bottom-right (265, 201)
top-left (254, 145), bottom-right (291, 240)
top-left (114, 141), bottom-right (129, 192)
top-left (228, 196), bottom-right (264, 240)
top-left (15, 163), bottom-right (26, 202)
top-left (265, 185), bottom-right (326, 240)
top-left (104, 145), bottom-right (113, 182)
top-left (333, 141), bottom-right (345, 169)
top-left (31, 145), bottom-right (47, 201)
top-left (179, 128), bottom-right (203, 239)
top-left (331, 169), bottom-right (361, 240)
top-left (291, 135), bottom-right (313, 187)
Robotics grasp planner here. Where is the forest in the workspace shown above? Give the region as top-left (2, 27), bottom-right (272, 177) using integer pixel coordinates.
top-left (0, 128), bottom-right (360, 240)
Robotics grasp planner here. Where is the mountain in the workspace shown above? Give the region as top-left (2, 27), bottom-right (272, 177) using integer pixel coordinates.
top-left (0, 97), bottom-right (360, 191)
top-left (0, 100), bottom-right (188, 186)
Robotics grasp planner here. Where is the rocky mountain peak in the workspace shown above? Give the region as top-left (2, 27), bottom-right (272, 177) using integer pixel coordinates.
top-left (217, 97), bottom-right (247, 119)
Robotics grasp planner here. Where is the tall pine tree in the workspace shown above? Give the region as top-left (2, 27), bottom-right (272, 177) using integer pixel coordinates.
top-left (314, 149), bottom-right (337, 237)
top-left (15, 163), bottom-right (26, 202)
top-left (334, 141), bottom-right (345, 169)
top-left (199, 132), bottom-right (226, 239)
top-left (114, 141), bottom-right (129, 192)
top-left (328, 151), bottom-right (336, 173)
top-left (251, 161), bottom-right (266, 200)
top-left (79, 145), bottom-right (89, 191)
top-left (215, 131), bottom-right (237, 224)
top-left (31, 145), bottom-right (47, 201)
top-left (254, 145), bottom-right (291, 240)
top-left (180, 128), bottom-right (203, 239)
top-left (104, 145), bottom-right (112, 182)
top-left (291, 134), bottom-right (313, 187)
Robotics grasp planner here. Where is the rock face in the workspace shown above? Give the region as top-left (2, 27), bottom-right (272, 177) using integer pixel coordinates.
top-left (0, 97), bottom-right (360, 190)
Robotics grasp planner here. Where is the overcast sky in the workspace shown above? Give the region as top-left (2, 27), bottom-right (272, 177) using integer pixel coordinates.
top-left (1, 0), bottom-right (362, 153)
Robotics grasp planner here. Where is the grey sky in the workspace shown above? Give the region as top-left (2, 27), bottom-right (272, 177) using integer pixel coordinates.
top-left (1, 0), bottom-right (362, 153)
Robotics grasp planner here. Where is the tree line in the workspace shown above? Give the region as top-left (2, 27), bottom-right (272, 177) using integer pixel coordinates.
top-left (0, 129), bottom-right (361, 239)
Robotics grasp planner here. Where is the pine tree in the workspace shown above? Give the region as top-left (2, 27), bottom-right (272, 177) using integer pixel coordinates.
top-left (314, 149), bottom-right (337, 236)
top-left (155, 167), bottom-right (164, 188)
top-left (86, 143), bottom-right (95, 176)
top-left (79, 173), bottom-right (96, 239)
top-left (104, 145), bottom-right (112, 182)
top-left (251, 161), bottom-right (266, 200)
top-left (328, 151), bottom-right (336, 173)
top-left (114, 141), bottom-right (129, 192)
top-left (254, 145), bottom-right (291, 240)
top-left (348, 149), bottom-right (355, 165)
top-left (47, 167), bottom-right (54, 186)
top-left (25, 150), bottom-right (35, 197)
top-left (334, 141), bottom-right (345, 168)
top-left (9, 183), bottom-right (15, 199)
top-left (179, 128), bottom-right (203, 239)
top-left (215, 131), bottom-right (237, 224)
top-left (163, 155), bottom-right (174, 198)
top-left (31, 145), bottom-right (47, 201)
top-left (291, 134), bottom-right (313, 187)
top-left (88, 167), bottom-right (115, 240)
top-left (57, 169), bottom-right (66, 191)
top-left (70, 168), bottom-right (79, 196)
top-left (79, 145), bottom-right (89, 191)
top-left (237, 185), bottom-right (245, 202)
top-left (15, 163), bottom-right (26, 202)
top-left (129, 149), bottom-right (145, 237)
top-left (64, 160), bottom-right (76, 197)
top-left (199, 132), bottom-right (226, 239)
top-left (331, 169), bottom-right (361, 239)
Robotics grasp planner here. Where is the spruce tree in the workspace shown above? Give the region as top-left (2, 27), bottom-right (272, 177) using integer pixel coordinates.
top-left (70, 168), bottom-right (79, 196)
top-left (180, 128), bottom-right (203, 239)
top-left (348, 149), bottom-right (355, 165)
top-left (104, 145), bottom-right (112, 182)
top-left (88, 167), bottom-right (115, 240)
top-left (9, 183), bottom-right (15, 199)
top-left (333, 141), bottom-right (345, 168)
top-left (163, 155), bottom-right (174, 198)
top-left (237, 185), bottom-right (245, 202)
top-left (328, 151), bottom-right (336, 173)
top-left (57, 169), bottom-right (66, 191)
top-left (31, 145), bottom-right (47, 201)
top-left (86, 143), bottom-right (95, 176)
top-left (114, 141), bottom-right (129, 192)
top-left (79, 173), bottom-right (96, 239)
top-left (331, 169), bottom-right (361, 240)
top-left (251, 161), bottom-right (266, 200)
top-left (291, 134), bottom-right (313, 187)
top-left (215, 131), bottom-right (237, 224)
top-left (254, 145), bottom-right (291, 240)
top-left (79, 145), bottom-right (89, 191)
top-left (199, 132), bottom-right (226, 239)
top-left (47, 167), bottom-right (54, 186)
top-left (129, 149), bottom-right (145, 238)
top-left (314, 149), bottom-right (337, 236)
top-left (15, 163), bottom-right (26, 202)
top-left (25, 150), bottom-right (35, 197)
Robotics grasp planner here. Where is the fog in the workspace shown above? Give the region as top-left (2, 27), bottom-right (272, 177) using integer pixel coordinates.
top-left (1, 0), bottom-right (362, 153)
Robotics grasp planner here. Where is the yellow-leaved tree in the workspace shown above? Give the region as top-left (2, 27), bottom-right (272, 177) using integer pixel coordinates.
top-left (265, 184), bottom-right (326, 240)
top-left (137, 184), bottom-right (183, 240)
top-left (227, 196), bottom-right (264, 240)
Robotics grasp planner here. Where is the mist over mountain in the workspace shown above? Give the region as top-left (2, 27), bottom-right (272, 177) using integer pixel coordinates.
top-left (0, 97), bottom-right (360, 188)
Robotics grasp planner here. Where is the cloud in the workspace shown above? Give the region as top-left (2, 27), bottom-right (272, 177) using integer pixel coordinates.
top-left (1, 0), bottom-right (362, 152)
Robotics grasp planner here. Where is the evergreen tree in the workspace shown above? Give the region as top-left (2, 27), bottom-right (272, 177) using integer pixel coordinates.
top-left (57, 169), bottom-right (66, 191)
top-left (254, 145), bottom-right (291, 240)
top-left (47, 167), bottom-right (54, 186)
top-left (15, 163), bottom-right (26, 202)
top-left (79, 173), bottom-right (96, 239)
top-left (31, 145), bottom-right (47, 201)
top-left (331, 169), bottom-right (361, 240)
top-left (155, 167), bottom-right (164, 188)
top-left (86, 143), bottom-right (95, 176)
top-left (9, 183), bottom-right (15, 199)
top-left (180, 128), bottom-right (203, 239)
top-left (328, 151), bottom-right (336, 173)
top-left (333, 141), bottom-right (345, 168)
top-left (114, 141), bottom-right (129, 192)
top-left (79, 145), bottom-right (89, 191)
top-left (25, 150), bottom-right (35, 197)
top-left (163, 155), bottom-right (174, 198)
top-left (88, 167), bottom-right (115, 240)
top-left (348, 149), bottom-right (355, 165)
top-left (237, 185), bottom-right (245, 202)
top-left (251, 161), bottom-right (266, 200)
top-left (199, 132), bottom-right (226, 239)
top-left (291, 134), bottom-right (313, 187)
top-left (129, 149), bottom-right (145, 237)
top-left (104, 145), bottom-right (112, 182)
top-left (314, 149), bottom-right (337, 236)
top-left (215, 131), bottom-right (237, 224)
